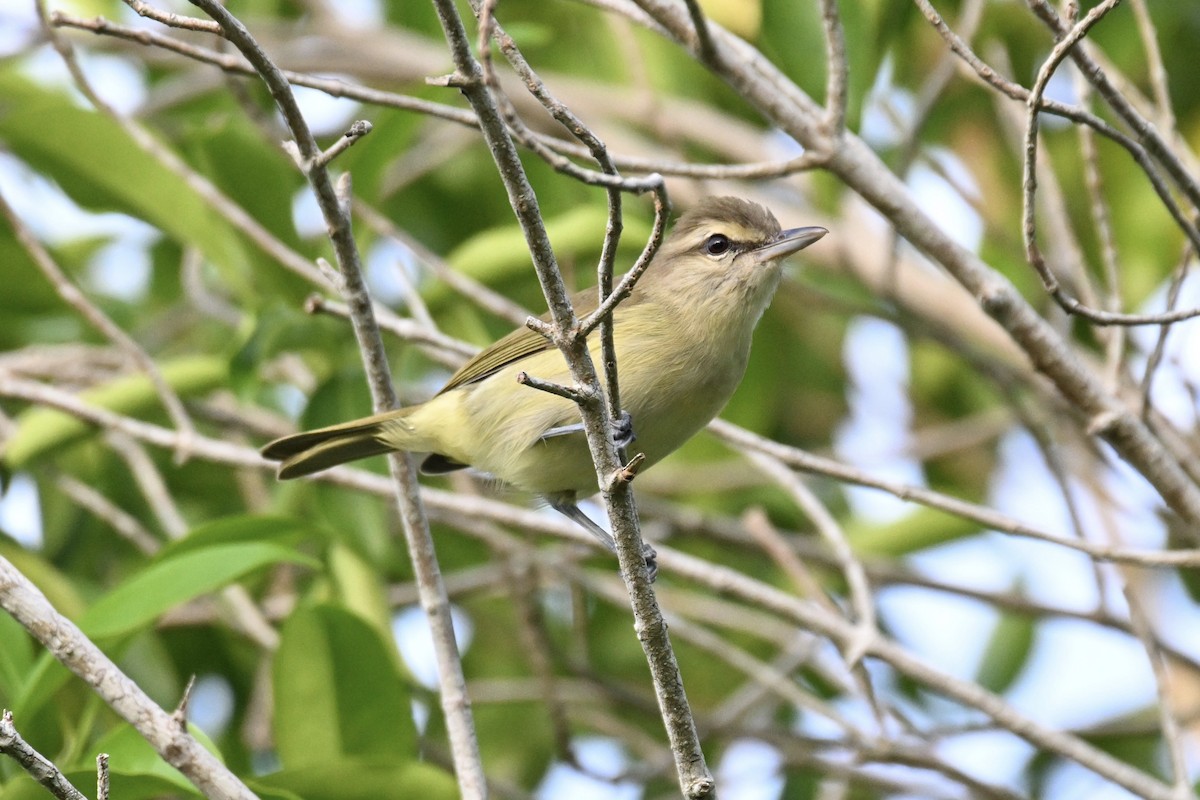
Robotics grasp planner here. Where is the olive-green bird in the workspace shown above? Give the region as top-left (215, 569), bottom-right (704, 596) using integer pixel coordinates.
top-left (262, 197), bottom-right (827, 576)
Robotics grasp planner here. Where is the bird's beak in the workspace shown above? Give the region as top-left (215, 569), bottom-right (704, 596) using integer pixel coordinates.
top-left (750, 225), bottom-right (828, 264)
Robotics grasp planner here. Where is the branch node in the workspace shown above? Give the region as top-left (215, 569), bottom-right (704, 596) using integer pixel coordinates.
top-left (524, 315), bottom-right (554, 340)
top-left (977, 282), bottom-right (1013, 317)
top-left (1087, 409), bottom-right (1121, 436)
top-left (684, 776), bottom-right (716, 798)
top-left (426, 71), bottom-right (474, 89)
top-left (303, 292), bottom-right (327, 315)
top-left (282, 139), bottom-right (304, 169)
top-left (841, 625), bottom-right (875, 669)
top-left (316, 257), bottom-right (344, 291)
top-left (311, 120), bottom-right (373, 170)
top-left (171, 675), bottom-right (196, 732)
top-left (609, 452), bottom-right (646, 489)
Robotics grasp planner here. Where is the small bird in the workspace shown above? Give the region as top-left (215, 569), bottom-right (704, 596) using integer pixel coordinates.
top-left (263, 197), bottom-right (826, 577)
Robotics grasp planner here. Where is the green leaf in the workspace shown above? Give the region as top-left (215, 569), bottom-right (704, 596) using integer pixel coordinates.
top-left (156, 514), bottom-right (323, 561)
top-left (0, 540), bottom-right (87, 619)
top-left (0, 611), bottom-right (34, 703)
top-left (257, 758), bottom-right (457, 800)
top-left (426, 205), bottom-right (650, 308)
top-left (3, 355), bottom-right (229, 469)
top-left (81, 542), bottom-right (319, 638)
top-left (974, 608), bottom-right (1035, 694)
top-left (9, 652), bottom-right (72, 723)
top-left (0, 70), bottom-right (248, 281)
top-left (847, 506), bottom-right (982, 558)
top-left (327, 543), bottom-right (394, 642)
top-left (273, 604), bottom-right (415, 765)
top-left (81, 723), bottom-right (205, 793)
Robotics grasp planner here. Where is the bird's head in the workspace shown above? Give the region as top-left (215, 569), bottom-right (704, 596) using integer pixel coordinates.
top-left (647, 197), bottom-right (827, 315)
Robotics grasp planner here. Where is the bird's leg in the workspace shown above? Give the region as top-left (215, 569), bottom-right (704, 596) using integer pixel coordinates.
top-left (549, 496), bottom-right (658, 581)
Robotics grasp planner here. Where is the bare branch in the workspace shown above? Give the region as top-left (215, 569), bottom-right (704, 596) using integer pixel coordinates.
top-left (0, 711), bottom-right (89, 800)
top-left (708, 420), bottom-right (1200, 568)
top-left (428, 1), bottom-right (713, 795)
top-left (1021, 0), bottom-right (1200, 325)
top-left (184, 2), bottom-right (484, 793)
top-left (121, 0), bottom-right (220, 33)
top-left (0, 565), bottom-right (260, 800)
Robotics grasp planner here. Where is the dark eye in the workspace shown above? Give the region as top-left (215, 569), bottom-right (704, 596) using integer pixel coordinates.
top-left (703, 233), bottom-right (731, 256)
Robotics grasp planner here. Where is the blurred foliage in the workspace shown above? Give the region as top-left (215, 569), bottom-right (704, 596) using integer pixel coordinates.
top-left (1, 0), bottom-right (1198, 798)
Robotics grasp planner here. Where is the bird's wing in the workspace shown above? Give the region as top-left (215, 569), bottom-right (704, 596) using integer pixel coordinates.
top-left (436, 286), bottom-right (603, 395)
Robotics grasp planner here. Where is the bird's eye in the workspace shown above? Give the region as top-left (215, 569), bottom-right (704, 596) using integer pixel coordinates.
top-left (703, 234), bottom-right (731, 256)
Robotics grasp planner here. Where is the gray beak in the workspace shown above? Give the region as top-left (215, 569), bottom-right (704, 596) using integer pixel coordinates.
top-left (751, 225), bottom-right (828, 263)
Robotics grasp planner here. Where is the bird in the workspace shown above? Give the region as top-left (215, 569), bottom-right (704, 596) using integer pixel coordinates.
top-left (262, 196), bottom-right (827, 577)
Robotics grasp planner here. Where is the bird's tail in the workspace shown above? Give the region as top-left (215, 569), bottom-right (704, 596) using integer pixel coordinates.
top-left (261, 407), bottom-right (418, 479)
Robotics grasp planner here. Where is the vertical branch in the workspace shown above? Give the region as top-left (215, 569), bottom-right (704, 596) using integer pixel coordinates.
top-left (1123, 590), bottom-right (1195, 800)
top-left (680, 0), bottom-right (717, 64)
top-left (472, 0), bottom-right (668, 423)
top-left (427, 1), bottom-right (714, 795)
top-left (1026, 0), bottom-right (1200, 214)
top-left (1021, 0), bottom-right (1121, 299)
top-left (1071, 70), bottom-right (1125, 387)
top-left (817, 0), bottom-right (848, 136)
top-left (184, 2), bottom-right (486, 796)
top-left (1128, 0), bottom-right (1176, 136)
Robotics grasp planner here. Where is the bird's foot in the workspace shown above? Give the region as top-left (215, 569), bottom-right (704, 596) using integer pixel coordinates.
top-left (613, 410), bottom-right (636, 449)
top-left (550, 497), bottom-right (657, 582)
top-left (641, 540), bottom-right (658, 582)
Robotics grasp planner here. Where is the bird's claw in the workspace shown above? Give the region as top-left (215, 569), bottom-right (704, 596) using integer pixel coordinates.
top-left (641, 540), bottom-right (658, 582)
top-left (613, 410), bottom-right (636, 449)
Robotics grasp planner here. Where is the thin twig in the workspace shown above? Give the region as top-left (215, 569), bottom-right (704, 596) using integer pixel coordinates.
top-left (708, 419), bottom-right (1200, 568)
top-left (121, 0), bottom-right (221, 33)
top-left (577, 189), bottom-right (669, 339)
top-left (0, 710), bottom-right (89, 800)
top-left (0, 372), bottom-right (1190, 797)
top-left (627, 0), bottom-right (1200, 527)
top-left (51, 471), bottom-right (161, 556)
top-left (352, 200), bottom-right (532, 327)
top-left (308, 119), bottom-right (373, 170)
top-left (1020, 0), bottom-right (1200, 325)
top-left (105, 432), bottom-right (281, 650)
top-left (1137, 249), bottom-right (1193, 420)
top-left (45, 12), bottom-right (331, 291)
top-left (1128, 0), bottom-right (1176, 136)
top-left (738, 448), bottom-right (877, 665)
top-left (96, 752), bottom-right (110, 800)
top-left (657, 547), bottom-right (1181, 800)
top-left (913, 0), bottom-right (1200, 271)
top-left (1122, 589), bottom-right (1195, 800)
top-left (1026, 0), bottom-right (1200, 215)
top-left (817, 0), bottom-right (847, 135)
top-left (516, 371), bottom-right (586, 404)
top-left (53, 11), bottom-right (831, 181)
top-left (184, 2), bottom-right (485, 794)
top-left (679, 0), bottom-right (715, 63)
top-left (304, 293), bottom-right (477, 367)
top-left (472, 0), bottom-right (665, 423)
top-left (1072, 69), bottom-right (1125, 387)
top-left (0, 184), bottom-right (197, 461)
